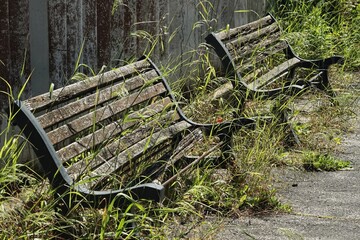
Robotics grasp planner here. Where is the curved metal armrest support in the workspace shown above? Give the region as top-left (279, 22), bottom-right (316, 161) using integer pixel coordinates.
top-left (10, 100), bottom-right (73, 189)
top-left (285, 41), bottom-right (345, 70)
top-left (252, 84), bottom-right (307, 100)
top-left (200, 117), bottom-right (257, 136)
top-left (73, 182), bottom-right (165, 208)
top-left (146, 55), bottom-right (256, 137)
top-left (297, 55), bottom-right (345, 70)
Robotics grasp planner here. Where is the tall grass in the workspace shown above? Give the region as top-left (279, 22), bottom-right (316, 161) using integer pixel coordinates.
top-left (0, 0), bottom-right (358, 238)
top-left (269, 0), bottom-right (359, 147)
top-left (271, 0), bottom-right (360, 69)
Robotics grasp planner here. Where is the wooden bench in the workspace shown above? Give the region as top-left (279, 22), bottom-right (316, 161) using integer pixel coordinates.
top-left (205, 14), bottom-right (344, 101)
top-left (8, 56), bottom-right (255, 210)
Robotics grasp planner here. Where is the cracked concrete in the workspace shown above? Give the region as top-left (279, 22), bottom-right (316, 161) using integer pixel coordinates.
top-left (212, 86), bottom-right (360, 239)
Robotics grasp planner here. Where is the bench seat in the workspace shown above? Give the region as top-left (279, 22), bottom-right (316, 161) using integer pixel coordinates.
top-left (8, 57), bottom-right (254, 210)
top-left (205, 14), bottom-right (344, 100)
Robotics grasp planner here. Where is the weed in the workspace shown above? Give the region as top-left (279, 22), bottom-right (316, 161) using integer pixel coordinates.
top-left (271, 0), bottom-right (360, 70)
top-left (0, 1), bottom-right (358, 239)
top-left (303, 151), bottom-right (351, 171)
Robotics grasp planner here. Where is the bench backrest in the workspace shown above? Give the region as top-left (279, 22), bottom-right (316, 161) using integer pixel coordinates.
top-left (13, 57), bottom-right (193, 191)
top-left (206, 14), bottom-right (291, 87)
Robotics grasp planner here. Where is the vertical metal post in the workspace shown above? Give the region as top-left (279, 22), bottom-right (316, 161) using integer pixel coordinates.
top-left (29, 0), bottom-right (50, 95)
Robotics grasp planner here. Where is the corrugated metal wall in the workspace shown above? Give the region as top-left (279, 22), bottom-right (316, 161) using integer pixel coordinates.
top-left (0, 0), bottom-right (267, 134)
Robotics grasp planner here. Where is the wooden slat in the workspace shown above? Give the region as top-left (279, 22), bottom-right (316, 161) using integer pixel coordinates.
top-left (37, 69), bottom-right (159, 128)
top-left (56, 97), bottom-right (173, 162)
top-left (162, 141), bottom-right (223, 187)
top-left (247, 57), bottom-right (301, 90)
top-left (166, 128), bottom-right (203, 166)
top-left (130, 141), bottom-right (174, 185)
top-left (66, 111), bottom-right (181, 181)
top-left (231, 31), bottom-right (282, 63)
top-left (151, 128), bottom-right (204, 184)
top-left (225, 23), bottom-right (279, 53)
top-left (24, 59), bottom-right (151, 111)
top-left (79, 120), bottom-right (191, 189)
top-left (209, 82), bottom-right (234, 100)
top-left (95, 111), bottom-right (181, 162)
top-left (66, 111), bottom-right (182, 180)
top-left (47, 82), bottom-right (167, 145)
top-left (236, 41), bottom-right (289, 74)
top-left (215, 15), bottom-right (273, 41)
top-left (242, 66), bottom-right (267, 84)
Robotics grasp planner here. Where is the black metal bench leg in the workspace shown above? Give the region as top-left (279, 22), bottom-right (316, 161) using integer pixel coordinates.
top-left (272, 95), bottom-right (301, 146)
top-left (320, 71), bottom-right (339, 105)
top-left (282, 109), bottom-right (301, 146)
top-left (53, 199), bottom-right (77, 239)
top-left (287, 68), bottom-right (296, 82)
top-left (204, 131), bottom-right (234, 169)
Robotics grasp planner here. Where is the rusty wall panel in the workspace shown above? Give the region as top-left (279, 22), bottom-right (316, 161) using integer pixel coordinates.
top-left (247, 0), bottom-right (267, 22)
top-left (2, 0), bottom-right (268, 95)
top-left (135, 0), bottom-right (157, 56)
top-left (96, 0), bottom-right (112, 68)
top-left (48, 0), bottom-right (67, 87)
top-left (167, 0), bottom-right (185, 64)
top-left (0, 0), bottom-right (10, 104)
top-left (233, 0), bottom-right (248, 26)
top-left (66, 0), bottom-right (84, 80)
top-left (8, 0), bottom-right (31, 98)
top-left (184, 0), bottom-right (199, 51)
top-left (212, 0), bottom-right (235, 30)
top-left (157, 0), bottom-right (169, 59)
top-left (121, 0), bottom-right (137, 61)
top-left (166, 0), bottom-right (201, 77)
top-left (110, 1), bottom-right (127, 66)
top-left (82, 0), bottom-right (97, 73)
top-left (109, 1), bottom-right (139, 66)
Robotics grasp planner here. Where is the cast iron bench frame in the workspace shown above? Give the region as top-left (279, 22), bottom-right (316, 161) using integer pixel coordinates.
top-left (7, 56), bottom-right (255, 210)
top-left (205, 13), bottom-right (344, 101)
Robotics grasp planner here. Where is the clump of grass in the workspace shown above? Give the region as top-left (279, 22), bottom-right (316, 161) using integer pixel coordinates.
top-left (269, 0), bottom-right (359, 154)
top-left (302, 151), bottom-right (351, 171)
top-left (0, 80), bottom-right (69, 239)
top-left (271, 0), bottom-right (360, 70)
top-left (0, 1), bottom-right (358, 238)
top-left (290, 93), bottom-right (356, 151)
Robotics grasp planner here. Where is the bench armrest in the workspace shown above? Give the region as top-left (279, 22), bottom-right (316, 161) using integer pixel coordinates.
top-left (297, 55), bottom-right (345, 70)
top-left (286, 41), bottom-right (344, 69)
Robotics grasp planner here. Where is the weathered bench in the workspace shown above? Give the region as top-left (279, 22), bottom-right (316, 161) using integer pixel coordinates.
top-left (8, 56), bottom-right (254, 210)
top-left (205, 14), bottom-right (344, 101)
